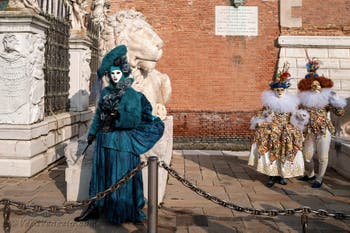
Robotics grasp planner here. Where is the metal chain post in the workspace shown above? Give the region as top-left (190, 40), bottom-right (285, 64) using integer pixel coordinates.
top-left (3, 201), bottom-right (10, 233)
top-left (148, 156), bottom-right (159, 233)
top-left (301, 213), bottom-right (308, 233)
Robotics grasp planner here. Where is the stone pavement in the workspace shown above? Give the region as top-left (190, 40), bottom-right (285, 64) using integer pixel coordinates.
top-left (0, 150), bottom-right (349, 233)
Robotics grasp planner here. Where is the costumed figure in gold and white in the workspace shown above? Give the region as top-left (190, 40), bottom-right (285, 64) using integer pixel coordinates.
top-left (298, 53), bottom-right (347, 188)
top-left (248, 64), bottom-right (308, 187)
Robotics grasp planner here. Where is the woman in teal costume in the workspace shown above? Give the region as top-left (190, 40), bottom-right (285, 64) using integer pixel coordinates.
top-left (74, 45), bottom-right (164, 224)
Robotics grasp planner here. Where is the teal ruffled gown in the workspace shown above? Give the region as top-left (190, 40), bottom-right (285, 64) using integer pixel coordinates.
top-left (88, 81), bottom-right (164, 224)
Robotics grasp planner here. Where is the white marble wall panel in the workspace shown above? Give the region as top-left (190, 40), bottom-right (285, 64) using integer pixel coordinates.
top-left (278, 36), bottom-right (350, 97)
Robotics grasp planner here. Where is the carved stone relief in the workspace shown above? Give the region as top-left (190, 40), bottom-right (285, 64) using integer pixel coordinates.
top-left (91, 0), bottom-right (113, 60)
top-left (81, 48), bottom-right (91, 94)
top-left (28, 34), bottom-right (45, 122)
top-left (91, 0), bottom-right (110, 32)
top-left (0, 33), bottom-right (46, 124)
top-left (66, 0), bottom-right (87, 30)
top-left (0, 34), bottom-right (27, 115)
top-left (7, 0), bottom-right (41, 13)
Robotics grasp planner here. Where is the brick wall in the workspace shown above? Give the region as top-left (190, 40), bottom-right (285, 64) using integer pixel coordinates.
top-left (282, 0), bottom-right (350, 36)
top-left (108, 0), bottom-right (280, 145)
top-left (107, 0), bottom-right (350, 147)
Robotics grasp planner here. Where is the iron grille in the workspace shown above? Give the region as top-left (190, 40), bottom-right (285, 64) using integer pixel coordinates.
top-left (44, 15), bottom-right (70, 116)
top-left (87, 18), bottom-right (100, 105)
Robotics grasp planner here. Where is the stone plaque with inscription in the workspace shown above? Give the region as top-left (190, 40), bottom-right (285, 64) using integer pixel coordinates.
top-left (215, 6), bottom-right (258, 36)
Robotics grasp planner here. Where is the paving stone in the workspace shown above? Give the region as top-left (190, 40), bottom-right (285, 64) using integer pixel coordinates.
top-left (273, 216), bottom-right (303, 233)
top-left (288, 195), bottom-right (328, 209)
top-left (251, 201), bottom-right (283, 210)
top-left (242, 217), bottom-right (281, 233)
top-left (175, 226), bottom-right (189, 233)
top-left (176, 215), bottom-right (208, 227)
top-left (187, 226), bottom-right (207, 233)
top-left (225, 193), bottom-right (252, 208)
top-left (203, 206), bottom-right (234, 217)
top-left (0, 150), bottom-right (349, 232)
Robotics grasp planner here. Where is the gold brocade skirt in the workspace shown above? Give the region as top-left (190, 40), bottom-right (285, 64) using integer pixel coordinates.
top-left (253, 121), bottom-right (303, 164)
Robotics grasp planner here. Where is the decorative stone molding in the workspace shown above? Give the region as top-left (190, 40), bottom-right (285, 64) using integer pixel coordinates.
top-left (279, 36), bottom-right (350, 48)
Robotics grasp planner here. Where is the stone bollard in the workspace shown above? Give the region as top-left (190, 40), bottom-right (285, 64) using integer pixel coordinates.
top-left (64, 134), bottom-right (94, 201)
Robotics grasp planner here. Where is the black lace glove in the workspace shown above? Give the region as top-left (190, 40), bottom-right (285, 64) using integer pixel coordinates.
top-left (87, 134), bottom-right (95, 145)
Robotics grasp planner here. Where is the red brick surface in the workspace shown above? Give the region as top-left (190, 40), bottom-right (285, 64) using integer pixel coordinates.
top-left (282, 0), bottom-right (350, 35)
top-left (107, 0), bottom-right (349, 140)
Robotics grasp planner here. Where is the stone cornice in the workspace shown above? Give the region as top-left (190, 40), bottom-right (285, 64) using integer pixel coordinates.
top-left (0, 11), bottom-right (49, 33)
top-left (278, 36), bottom-right (350, 48)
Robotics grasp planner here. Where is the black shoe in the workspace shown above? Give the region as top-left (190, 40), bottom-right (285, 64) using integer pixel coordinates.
top-left (266, 176), bottom-right (276, 187)
top-left (298, 175), bottom-right (316, 181)
top-left (277, 177), bottom-right (287, 185)
top-left (74, 204), bottom-right (99, 222)
top-left (311, 181), bottom-right (323, 188)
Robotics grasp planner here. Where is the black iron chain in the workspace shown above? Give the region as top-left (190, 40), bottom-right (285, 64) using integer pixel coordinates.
top-left (159, 161), bottom-right (350, 220)
top-left (0, 161), bottom-right (147, 233)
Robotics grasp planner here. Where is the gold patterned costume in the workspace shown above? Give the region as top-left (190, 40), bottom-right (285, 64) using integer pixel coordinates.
top-left (297, 53), bottom-right (347, 188)
top-left (248, 90), bottom-right (306, 178)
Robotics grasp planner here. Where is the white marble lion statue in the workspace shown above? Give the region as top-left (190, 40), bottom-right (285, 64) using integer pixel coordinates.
top-left (101, 9), bottom-right (172, 120)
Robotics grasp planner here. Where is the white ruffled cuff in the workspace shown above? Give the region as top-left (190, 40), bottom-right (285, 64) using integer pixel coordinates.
top-left (329, 95), bottom-right (347, 108)
top-left (290, 109), bottom-right (310, 131)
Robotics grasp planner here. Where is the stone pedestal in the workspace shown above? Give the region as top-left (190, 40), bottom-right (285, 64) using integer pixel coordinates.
top-left (69, 34), bottom-right (92, 112)
top-left (64, 116), bottom-right (173, 203)
top-left (0, 11), bottom-right (78, 177)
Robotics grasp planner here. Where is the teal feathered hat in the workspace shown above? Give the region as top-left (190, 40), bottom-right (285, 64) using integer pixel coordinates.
top-left (97, 45), bottom-right (128, 79)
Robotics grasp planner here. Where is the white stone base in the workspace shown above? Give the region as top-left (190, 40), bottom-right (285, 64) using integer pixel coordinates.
top-left (329, 139), bottom-right (350, 180)
top-left (0, 110), bottom-right (93, 177)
